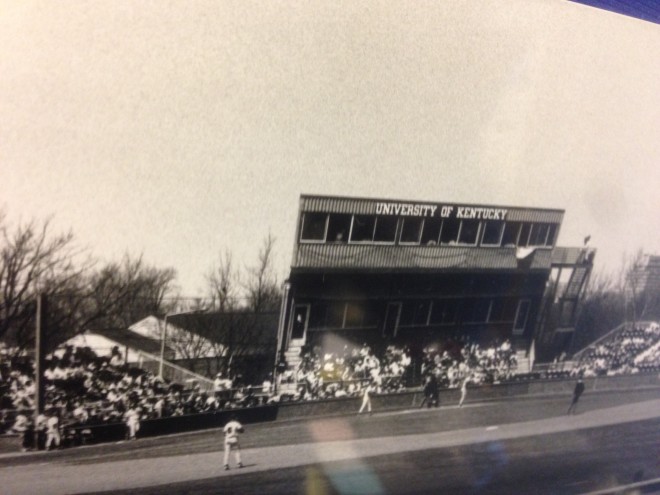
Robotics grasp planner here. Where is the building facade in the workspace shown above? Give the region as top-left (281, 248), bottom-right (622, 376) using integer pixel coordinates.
top-left (276, 194), bottom-right (595, 375)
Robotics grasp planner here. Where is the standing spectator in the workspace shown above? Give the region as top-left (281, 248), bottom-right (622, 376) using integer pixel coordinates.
top-left (358, 381), bottom-right (374, 416)
top-left (45, 409), bottom-right (61, 451)
top-left (214, 372), bottom-right (233, 407)
top-left (12, 410), bottom-right (33, 452)
top-left (223, 415), bottom-right (244, 470)
top-left (421, 375), bottom-right (439, 408)
top-left (35, 412), bottom-right (48, 450)
top-left (567, 377), bottom-right (586, 415)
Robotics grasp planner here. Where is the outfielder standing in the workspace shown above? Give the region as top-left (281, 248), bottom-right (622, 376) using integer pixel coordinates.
top-left (223, 416), bottom-right (244, 470)
top-left (567, 376), bottom-right (585, 414)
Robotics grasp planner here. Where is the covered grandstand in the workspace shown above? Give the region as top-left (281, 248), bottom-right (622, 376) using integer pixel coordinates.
top-left (276, 194), bottom-right (596, 381)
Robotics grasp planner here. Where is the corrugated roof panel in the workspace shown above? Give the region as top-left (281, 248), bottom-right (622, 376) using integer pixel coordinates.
top-left (505, 209), bottom-right (564, 223)
top-left (551, 247), bottom-right (595, 265)
top-left (292, 244), bottom-right (554, 271)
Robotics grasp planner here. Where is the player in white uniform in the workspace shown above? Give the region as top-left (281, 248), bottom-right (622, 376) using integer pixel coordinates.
top-left (358, 381), bottom-right (374, 415)
top-left (223, 416), bottom-right (244, 470)
top-left (45, 409), bottom-right (61, 451)
top-left (459, 376), bottom-right (470, 407)
top-left (124, 406), bottom-right (140, 440)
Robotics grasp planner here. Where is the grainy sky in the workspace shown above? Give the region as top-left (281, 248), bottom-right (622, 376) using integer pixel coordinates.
top-left (1, 0), bottom-right (659, 297)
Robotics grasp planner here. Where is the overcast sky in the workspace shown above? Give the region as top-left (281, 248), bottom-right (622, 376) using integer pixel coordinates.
top-left (1, 0), bottom-right (659, 297)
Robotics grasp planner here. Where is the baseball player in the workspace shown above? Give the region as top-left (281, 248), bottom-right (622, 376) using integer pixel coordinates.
top-left (567, 376), bottom-right (585, 414)
top-left (358, 380), bottom-right (374, 415)
top-left (45, 409), bottom-right (61, 451)
top-left (458, 375), bottom-right (470, 408)
top-left (124, 405), bottom-right (141, 440)
top-left (223, 416), bottom-right (244, 470)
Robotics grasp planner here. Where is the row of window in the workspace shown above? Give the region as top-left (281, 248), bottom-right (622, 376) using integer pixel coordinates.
top-left (300, 297), bottom-right (530, 332)
top-left (299, 212), bottom-right (558, 248)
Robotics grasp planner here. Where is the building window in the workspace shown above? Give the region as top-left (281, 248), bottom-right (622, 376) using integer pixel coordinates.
top-left (383, 302), bottom-right (402, 338)
top-left (481, 221), bottom-right (504, 246)
top-left (374, 216), bottom-right (398, 243)
top-left (413, 300), bottom-right (431, 325)
top-left (502, 222), bottom-right (521, 247)
top-left (344, 302), bottom-right (365, 327)
top-left (327, 214), bottom-right (352, 243)
top-left (488, 298), bottom-right (518, 322)
top-left (529, 223), bottom-right (550, 247)
top-left (309, 303), bottom-right (327, 329)
top-left (399, 300), bottom-right (431, 327)
top-left (350, 215), bottom-right (376, 242)
top-left (300, 212), bottom-right (327, 242)
top-left (362, 303), bottom-right (380, 328)
top-left (517, 223), bottom-right (532, 247)
top-left (325, 302), bottom-right (346, 328)
top-left (421, 217), bottom-right (442, 245)
top-left (400, 217), bottom-right (423, 244)
top-left (462, 298), bottom-right (490, 323)
top-left (429, 299), bottom-right (457, 325)
top-left (513, 299), bottom-right (531, 335)
top-left (458, 220), bottom-right (481, 245)
top-left (545, 223), bottom-right (558, 247)
top-left (440, 218), bottom-right (460, 245)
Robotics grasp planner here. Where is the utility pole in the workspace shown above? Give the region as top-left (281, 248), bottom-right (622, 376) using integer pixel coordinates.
top-left (158, 314), bottom-right (168, 378)
top-left (34, 294), bottom-right (47, 448)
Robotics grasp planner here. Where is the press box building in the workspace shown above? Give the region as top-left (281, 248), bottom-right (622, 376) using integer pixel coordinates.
top-left (276, 194), bottom-right (595, 375)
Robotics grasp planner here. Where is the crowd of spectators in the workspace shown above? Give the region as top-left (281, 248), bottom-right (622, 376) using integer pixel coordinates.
top-left (420, 338), bottom-right (518, 388)
top-left (2, 321), bottom-right (660, 450)
top-left (0, 344), bottom-right (267, 449)
top-left (575, 322), bottom-right (660, 377)
top-left (275, 344), bottom-right (412, 401)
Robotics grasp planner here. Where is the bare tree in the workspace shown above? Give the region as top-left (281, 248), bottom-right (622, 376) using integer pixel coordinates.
top-left (573, 270), bottom-right (624, 351)
top-left (0, 212), bottom-right (181, 355)
top-left (0, 215), bottom-right (95, 353)
top-left (91, 254), bottom-right (178, 329)
top-left (205, 311), bottom-right (278, 381)
top-left (206, 250), bottom-right (239, 312)
top-left (164, 298), bottom-right (215, 362)
top-left (244, 233), bottom-right (281, 313)
top-left (622, 249), bottom-right (651, 326)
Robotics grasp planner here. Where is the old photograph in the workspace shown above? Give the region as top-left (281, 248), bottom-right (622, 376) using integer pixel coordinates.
top-left (1, 1), bottom-right (659, 494)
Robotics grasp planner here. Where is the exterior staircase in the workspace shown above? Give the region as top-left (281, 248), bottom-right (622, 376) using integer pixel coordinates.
top-left (515, 350), bottom-right (531, 373)
top-left (284, 343), bottom-right (303, 371)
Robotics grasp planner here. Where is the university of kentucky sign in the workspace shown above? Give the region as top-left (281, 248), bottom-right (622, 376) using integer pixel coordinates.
top-left (375, 202), bottom-right (508, 220)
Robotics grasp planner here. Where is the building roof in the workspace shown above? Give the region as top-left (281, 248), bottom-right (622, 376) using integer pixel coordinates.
top-left (290, 245), bottom-right (596, 273)
top-left (166, 312), bottom-right (279, 354)
top-left (93, 327), bottom-right (175, 358)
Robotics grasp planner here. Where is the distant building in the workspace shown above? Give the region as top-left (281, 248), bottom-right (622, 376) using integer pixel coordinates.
top-left (64, 326), bottom-right (175, 363)
top-left (166, 312), bottom-right (279, 383)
